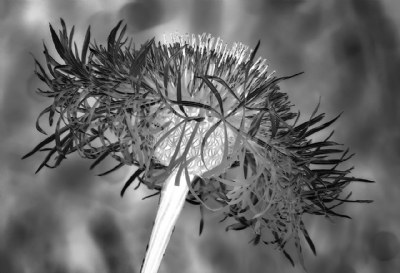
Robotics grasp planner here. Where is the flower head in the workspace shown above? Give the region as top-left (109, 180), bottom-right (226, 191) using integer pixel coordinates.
top-left (24, 19), bottom-right (373, 268)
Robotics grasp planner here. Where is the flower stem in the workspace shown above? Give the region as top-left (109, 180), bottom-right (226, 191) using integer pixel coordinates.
top-left (140, 169), bottom-right (194, 273)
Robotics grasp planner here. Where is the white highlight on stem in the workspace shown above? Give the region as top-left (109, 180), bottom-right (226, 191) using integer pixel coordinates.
top-left (140, 169), bottom-right (194, 273)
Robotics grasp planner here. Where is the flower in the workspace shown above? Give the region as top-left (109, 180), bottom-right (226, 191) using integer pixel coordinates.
top-left (23, 19), bottom-right (373, 271)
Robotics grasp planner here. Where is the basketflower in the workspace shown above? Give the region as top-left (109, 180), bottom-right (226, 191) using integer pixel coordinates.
top-left (23, 19), bottom-right (373, 273)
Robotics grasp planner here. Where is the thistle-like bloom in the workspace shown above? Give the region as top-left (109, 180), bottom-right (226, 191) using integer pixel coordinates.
top-left (24, 19), bottom-right (372, 272)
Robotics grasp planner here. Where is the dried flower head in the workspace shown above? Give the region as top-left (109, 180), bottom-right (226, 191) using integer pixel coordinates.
top-left (24, 19), bottom-right (373, 271)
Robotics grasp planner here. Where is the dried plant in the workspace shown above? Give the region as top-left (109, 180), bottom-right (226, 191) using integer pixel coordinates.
top-left (23, 19), bottom-right (373, 272)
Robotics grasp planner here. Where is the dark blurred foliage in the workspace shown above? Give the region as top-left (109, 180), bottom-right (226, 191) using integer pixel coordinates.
top-left (1, 0), bottom-right (399, 272)
top-left (1, 27), bottom-right (38, 136)
top-left (0, 0), bottom-right (12, 19)
top-left (0, 192), bottom-right (68, 273)
top-left (189, 0), bottom-right (223, 35)
top-left (245, 0), bottom-right (313, 74)
top-left (46, 158), bottom-right (94, 197)
top-left (331, 0), bottom-right (400, 162)
top-left (198, 233), bottom-right (279, 273)
top-left (370, 231), bottom-right (400, 261)
top-left (118, 0), bottom-right (165, 33)
top-left (90, 211), bottom-right (136, 273)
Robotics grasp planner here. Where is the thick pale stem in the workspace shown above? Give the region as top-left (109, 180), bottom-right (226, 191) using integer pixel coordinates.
top-left (140, 169), bottom-right (194, 273)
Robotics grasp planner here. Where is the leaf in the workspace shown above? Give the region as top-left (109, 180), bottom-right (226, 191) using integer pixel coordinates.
top-left (311, 158), bottom-right (347, 165)
top-left (54, 112), bottom-right (65, 154)
top-left (174, 121), bottom-right (199, 184)
top-left (89, 149), bottom-right (111, 170)
top-left (346, 177), bottom-right (374, 183)
top-left (341, 199), bottom-right (374, 203)
top-left (163, 62), bottom-right (170, 97)
top-left (34, 132), bottom-right (72, 173)
top-left (300, 221), bottom-right (316, 255)
top-left (199, 205), bottom-right (204, 235)
top-left (251, 234), bottom-right (261, 245)
top-left (244, 40), bottom-right (260, 90)
top-left (304, 113), bottom-right (342, 138)
top-left (200, 120), bottom-right (221, 169)
top-left (169, 99), bottom-right (215, 114)
top-left (49, 23), bottom-right (65, 60)
top-left (294, 233), bottom-right (306, 271)
top-left (35, 147), bottom-right (57, 173)
top-left (313, 168), bottom-right (348, 176)
top-left (35, 105), bottom-right (52, 135)
top-left (142, 191), bottom-right (160, 200)
top-left (184, 166), bottom-right (222, 212)
top-left (152, 120), bottom-right (185, 162)
top-left (81, 25), bottom-right (91, 62)
top-left (21, 126), bottom-right (69, 159)
top-left (68, 25), bottom-right (75, 50)
top-left (54, 137), bottom-right (73, 167)
top-left (291, 110), bottom-right (301, 127)
top-left (168, 122), bottom-right (187, 167)
top-left (225, 222), bottom-right (247, 231)
top-left (176, 69), bottom-right (187, 116)
top-left (107, 20), bottom-right (123, 52)
top-left (162, 44), bottom-right (186, 98)
top-left (326, 210), bottom-right (352, 219)
top-left (310, 96), bottom-right (321, 119)
top-left (297, 141), bottom-right (339, 150)
top-left (176, 157), bottom-right (196, 187)
top-left (130, 38), bottom-right (154, 79)
top-left (115, 23), bottom-right (127, 46)
top-left (42, 44), bottom-right (59, 77)
top-left (34, 58), bottom-right (51, 84)
top-left (306, 149), bottom-right (344, 156)
top-left (121, 168), bottom-right (144, 197)
top-left (60, 18), bottom-right (67, 38)
top-left (283, 250), bottom-right (295, 267)
top-left (294, 113), bottom-right (324, 135)
top-left (270, 111), bottom-right (279, 138)
top-left (206, 75), bottom-right (241, 102)
top-left (269, 72), bottom-right (304, 86)
top-left (200, 76), bottom-right (225, 116)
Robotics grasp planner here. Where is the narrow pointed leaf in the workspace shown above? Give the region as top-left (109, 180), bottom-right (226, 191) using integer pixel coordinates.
top-left (121, 168), bottom-right (144, 197)
top-left (81, 25), bottom-right (91, 62)
top-left (35, 105), bottom-right (52, 135)
top-left (176, 69), bottom-right (187, 116)
top-left (283, 250), bottom-right (295, 267)
top-left (270, 111), bottom-right (279, 138)
top-left (300, 222), bottom-right (316, 255)
top-left (199, 205), bottom-right (204, 235)
top-left (89, 149), bottom-right (111, 170)
top-left (22, 126), bottom-right (69, 159)
top-left (107, 20), bottom-right (123, 51)
top-left (49, 23), bottom-right (65, 59)
top-left (304, 113), bottom-right (342, 138)
top-left (200, 76), bottom-right (225, 116)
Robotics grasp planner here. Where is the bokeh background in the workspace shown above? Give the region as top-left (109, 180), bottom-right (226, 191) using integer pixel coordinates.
top-left (1, 0), bottom-right (399, 272)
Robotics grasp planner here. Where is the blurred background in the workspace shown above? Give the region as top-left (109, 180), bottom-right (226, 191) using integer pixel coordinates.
top-left (0, 0), bottom-right (399, 272)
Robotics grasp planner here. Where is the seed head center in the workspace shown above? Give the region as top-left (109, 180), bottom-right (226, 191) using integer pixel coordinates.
top-left (153, 107), bottom-right (229, 176)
